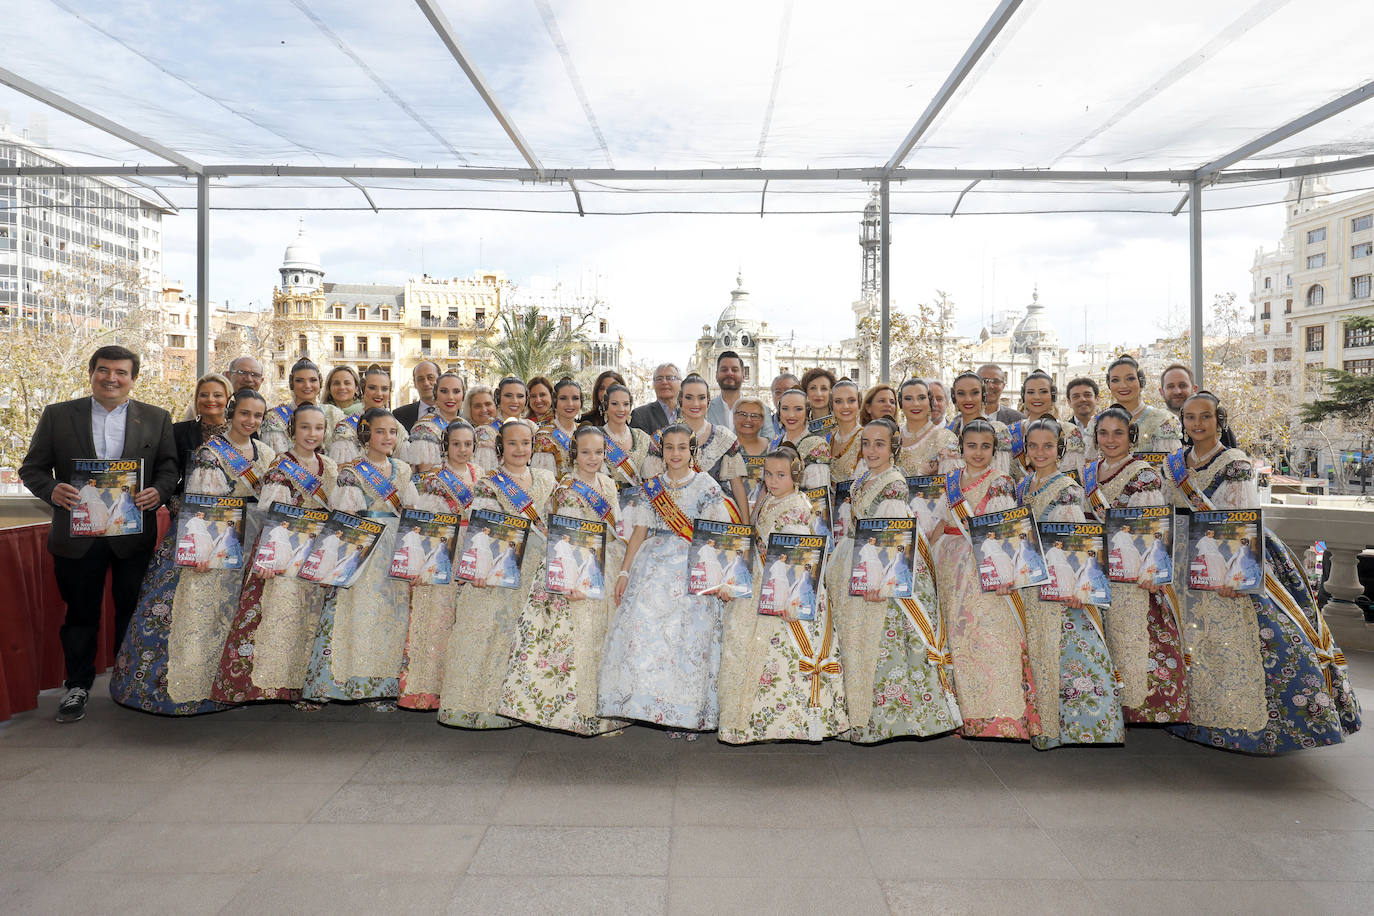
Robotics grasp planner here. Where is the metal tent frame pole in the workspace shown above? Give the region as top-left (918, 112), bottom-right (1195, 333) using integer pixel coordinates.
top-left (1189, 178), bottom-right (1204, 389)
top-left (197, 174), bottom-right (209, 377)
top-left (880, 179), bottom-right (891, 382)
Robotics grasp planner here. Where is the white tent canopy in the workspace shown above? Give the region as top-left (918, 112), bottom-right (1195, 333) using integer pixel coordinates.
top-left (5, 0), bottom-right (1374, 377)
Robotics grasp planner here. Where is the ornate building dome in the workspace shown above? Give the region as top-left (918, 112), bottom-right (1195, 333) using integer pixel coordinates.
top-left (1011, 287), bottom-right (1058, 357)
top-left (715, 273), bottom-right (763, 348)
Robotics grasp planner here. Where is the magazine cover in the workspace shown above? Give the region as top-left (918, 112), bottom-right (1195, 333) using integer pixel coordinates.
top-left (1187, 508), bottom-right (1264, 594)
top-left (296, 510), bottom-right (386, 588)
top-left (743, 454), bottom-right (768, 504)
top-left (1037, 520), bottom-right (1111, 606)
top-left (252, 502), bottom-right (328, 579)
top-left (848, 517), bottom-right (916, 598)
top-left (970, 505), bottom-right (1049, 592)
top-left (455, 507), bottom-right (530, 589)
top-left (1065, 468), bottom-right (1083, 486)
top-left (906, 475), bottom-right (946, 540)
top-left (758, 533), bottom-right (825, 621)
top-left (687, 518), bottom-right (754, 599)
top-left (803, 485), bottom-right (832, 541)
top-left (1132, 451), bottom-right (1170, 472)
top-left (174, 494), bottom-right (247, 571)
top-left (69, 458), bottom-right (143, 537)
top-left (387, 508), bottom-right (461, 586)
top-left (807, 414), bottom-right (837, 437)
top-left (1106, 506), bottom-right (1174, 586)
top-left (545, 513), bottom-right (608, 600)
top-left (831, 479), bottom-right (852, 539)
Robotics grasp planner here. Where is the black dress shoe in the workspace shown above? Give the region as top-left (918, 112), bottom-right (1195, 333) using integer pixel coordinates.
top-left (56, 688), bottom-right (89, 723)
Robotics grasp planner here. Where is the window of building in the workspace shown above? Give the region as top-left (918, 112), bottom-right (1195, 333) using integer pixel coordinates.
top-left (420, 336), bottom-right (431, 354)
top-left (1274, 370), bottom-right (1291, 386)
top-left (743, 365), bottom-right (750, 380)
top-left (380, 337), bottom-right (391, 355)
top-left (1286, 274), bottom-right (1292, 287)
top-left (1345, 358), bottom-right (1374, 375)
top-left (1306, 253), bottom-right (1326, 269)
top-left (1261, 302), bottom-right (1270, 319)
top-left (1307, 284), bottom-right (1324, 308)
top-left (297, 334), bottom-right (307, 354)
top-left (1353, 214), bottom-right (1373, 232)
top-left (1250, 349), bottom-right (1267, 365)
top-left (356, 306), bottom-right (366, 320)
top-left (333, 336), bottom-right (345, 354)
top-left (356, 336), bottom-right (368, 355)
top-left (1307, 227), bottom-right (1327, 243)
top-left (560, 316), bottom-right (572, 332)
top-left (294, 301), bottom-right (304, 314)
top-left (333, 306), bottom-right (343, 319)
top-left (167, 334), bottom-right (185, 348)
top-left (1250, 371), bottom-right (1267, 385)
top-left (380, 308), bottom-right (390, 321)
top-left (1286, 321), bottom-right (1292, 333)
top-left (599, 319), bottom-right (608, 334)
top-left (1263, 276), bottom-right (1272, 289)
top-left (1346, 322), bottom-right (1374, 348)
top-left (1306, 325), bottom-right (1325, 352)
top-left (1354, 242), bottom-right (1373, 259)
top-left (1285, 298), bottom-right (1293, 314)
top-left (1274, 347), bottom-right (1292, 361)
top-left (475, 308), bottom-right (485, 328)
top-left (1353, 275), bottom-right (1372, 300)
top-left (448, 337), bottom-right (459, 352)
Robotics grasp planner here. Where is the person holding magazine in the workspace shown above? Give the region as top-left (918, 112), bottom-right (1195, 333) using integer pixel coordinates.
top-left (400, 371), bottom-right (466, 476)
top-left (896, 378), bottom-right (960, 477)
top-left (827, 419), bottom-right (961, 743)
top-left (932, 418), bottom-right (1041, 740)
top-left (1082, 404), bottom-right (1189, 725)
top-left (303, 408), bottom-right (420, 705)
top-left (1163, 392), bottom-right (1359, 754)
top-left (499, 426), bottom-right (629, 735)
top-left (329, 366), bottom-right (407, 465)
top-left (438, 419), bottom-right (556, 729)
top-left (111, 389), bottom-right (275, 715)
top-left (260, 358), bottom-right (344, 456)
top-left (717, 446), bottom-right (850, 744)
top-left (213, 404), bottom-right (337, 705)
top-left (1014, 418), bottom-right (1124, 750)
top-left (599, 424), bottom-right (734, 735)
top-left (770, 388), bottom-right (831, 489)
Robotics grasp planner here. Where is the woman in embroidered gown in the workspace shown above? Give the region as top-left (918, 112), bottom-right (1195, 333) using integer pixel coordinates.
top-left (827, 379), bottom-right (865, 485)
top-left (824, 420), bottom-right (961, 743)
top-left (261, 358), bottom-right (344, 456)
top-left (213, 404), bottom-right (337, 704)
top-left (933, 419), bottom-right (1041, 740)
top-left (1084, 405), bottom-right (1189, 724)
top-left (718, 447), bottom-right (849, 744)
top-left (532, 378), bottom-right (583, 479)
top-left (641, 375), bottom-right (751, 515)
top-left (1016, 418), bottom-right (1124, 750)
top-left (1085, 355), bottom-right (1182, 462)
top-left (438, 419), bottom-right (557, 728)
top-left (324, 365), bottom-right (362, 417)
top-left (947, 372), bottom-right (1014, 478)
top-left (599, 424), bottom-right (733, 731)
top-left (303, 408), bottom-right (420, 703)
top-left (111, 389), bottom-right (274, 714)
top-left (1011, 370), bottom-right (1086, 480)
top-left (398, 419), bottom-right (480, 710)
top-left (773, 388), bottom-right (831, 490)
top-left (402, 372), bottom-right (465, 476)
top-left (896, 378), bottom-right (960, 479)
top-left (860, 383), bottom-right (899, 425)
top-left (1164, 392), bottom-right (1359, 753)
top-left (498, 427), bottom-right (628, 735)
top-left (329, 365), bottom-right (405, 465)
top-left (600, 385), bottom-right (652, 526)
top-left (483, 377), bottom-right (529, 468)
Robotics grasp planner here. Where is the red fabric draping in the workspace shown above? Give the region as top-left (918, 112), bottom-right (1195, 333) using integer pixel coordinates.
top-left (0, 510), bottom-right (170, 722)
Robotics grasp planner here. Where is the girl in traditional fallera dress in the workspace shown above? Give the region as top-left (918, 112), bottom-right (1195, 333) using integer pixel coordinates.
top-left (438, 419), bottom-right (557, 728)
top-left (111, 389), bottom-right (275, 714)
top-left (1083, 405), bottom-right (1189, 724)
top-left (324, 365), bottom-right (362, 417)
top-left (579, 370), bottom-right (627, 427)
top-left (827, 419), bottom-right (961, 742)
top-left (330, 365), bottom-right (407, 465)
top-left (1010, 370), bottom-right (1086, 480)
top-left (718, 447), bottom-right (849, 744)
top-left (499, 426), bottom-right (629, 735)
top-left (532, 378), bottom-right (583, 478)
top-left (947, 372), bottom-right (1015, 477)
top-left (303, 408), bottom-right (420, 704)
top-left (933, 418), bottom-right (1042, 740)
top-left (827, 380), bottom-right (865, 485)
top-left (398, 419), bottom-right (480, 710)
top-left (262, 358), bottom-right (344, 456)
top-left (896, 378), bottom-right (960, 477)
top-left (772, 388), bottom-right (831, 489)
top-left (1016, 418), bottom-right (1124, 750)
top-left (401, 372), bottom-right (465, 476)
top-left (643, 375), bottom-right (752, 516)
top-left (1085, 355), bottom-right (1182, 462)
top-left (484, 377), bottom-right (529, 468)
top-left (860, 383), bottom-right (899, 425)
top-left (599, 424), bottom-right (734, 732)
top-left (1164, 392), bottom-right (1359, 753)
top-left (213, 404), bottom-right (337, 704)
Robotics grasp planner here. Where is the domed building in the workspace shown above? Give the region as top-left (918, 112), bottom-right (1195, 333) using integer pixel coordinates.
top-left (964, 287), bottom-right (1072, 392)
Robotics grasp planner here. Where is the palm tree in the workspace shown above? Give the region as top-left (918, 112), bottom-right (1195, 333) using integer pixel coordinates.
top-left (479, 307), bottom-right (585, 381)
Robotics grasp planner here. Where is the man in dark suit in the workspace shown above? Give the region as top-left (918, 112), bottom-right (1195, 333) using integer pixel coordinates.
top-left (977, 363), bottom-right (1025, 424)
top-left (630, 362), bottom-right (681, 436)
top-left (19, 345), bottom-right (179, 722)
top-left (393, 360), bottom-right (441, 432)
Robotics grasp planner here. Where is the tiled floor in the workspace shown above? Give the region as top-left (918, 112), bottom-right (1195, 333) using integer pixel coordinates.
top-left (3, 651), bottom-right (1373, 915)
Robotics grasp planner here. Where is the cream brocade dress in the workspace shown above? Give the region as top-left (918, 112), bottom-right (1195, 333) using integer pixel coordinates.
top-left (437, 467), bottom-right (558, 729)
top-left (1083, 405), bottom-right (1182, 463)
top-left (897, 422), bottom-right (960, 478)
top-left (262, 402), bottom-right (345, 456)
top-left (717, 489), bottom-right (849, 744)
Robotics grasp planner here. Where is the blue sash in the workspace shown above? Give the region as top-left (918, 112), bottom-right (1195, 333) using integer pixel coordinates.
top-left (768, 432), bottom-right (787, 450)
top-left (435, 467), bottom-right (474, 509)
top-left (490, 469), bottom-right (534, 514)
top-left (206, 435), bottom-right (258, 488)
top-left (1015, 472), bottom-right (1032, 504)
top-left (549, 425), bottom-right (572, 454)
top-left (1009, 420), bottom-right (1026, 464)
top-left (276, 455), bottom-right (324, 503)
top-left (271, 404), bottom-right (293, 426)
top-left (1082, 458), bottom-right (1109, 520)
top-left (1166, 447), bottom-right (1189, 488)
top-left (567, 478), bottom-right (615, 523)
top-left (944, 468), bottom-right (965, 510)
top-left (354, 458), bottom-right (401, 512)
top-left (601, 431), bottom-right (631, 468)
top-left (344, 414), bottom-right (360, 432)
top-left (946, 418), bottom-right (960, 433)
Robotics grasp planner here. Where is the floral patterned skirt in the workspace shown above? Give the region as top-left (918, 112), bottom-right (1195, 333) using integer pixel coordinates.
top-left (1026, 595), bottom-right (1124, 751)
top-left (845, 601), bottom-right (961, 745)
top-left (212, 572), bottom-right (326, 704)
top-left (1122, 593), bottom-right (1190, 725)
top-left (399, 581), bottom-right (459, 710)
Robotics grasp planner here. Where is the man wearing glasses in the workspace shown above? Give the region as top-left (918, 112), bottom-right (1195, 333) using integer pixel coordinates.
top-left (630, 363), bottom-right (681, 436)
top-left (226, 356), bottom-right (265, 392)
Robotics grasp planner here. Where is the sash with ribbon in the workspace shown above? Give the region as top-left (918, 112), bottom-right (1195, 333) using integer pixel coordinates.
top-left (944, 468), bottom-right (1028, 634)
top-left (1009, 421), bottom-right (1029, 470)
top-left (434, 467), bottom-right (475, 511)
top-left (768, 431), bottom-right (787, 450)
top-left (489, 469), bottom-right (545, 532)
top-left (1083, 459), bottom-right (1109, 522)
top-left (640, 475), bottom-right (695, 542)
top-left (206, 435), bottom-right (259, 489)
top-left (276, 454), bottom-right (325, 506)
top-left (946, 418), bottom-right (960, 433)
top-left (271, 404), bottom-right (293, 427)
top-left (600, 430), bottom-right (638, 484)
top-left (343, 414), bottom-right (361, 433)
top-left (793, 607), bottom-right (841, 709)
top-left (353, 458), bottom-right (403, 513)
top-left (537, 425), bottom-right (572, 465)
top-left (565, 477), bottom-right (616, 529)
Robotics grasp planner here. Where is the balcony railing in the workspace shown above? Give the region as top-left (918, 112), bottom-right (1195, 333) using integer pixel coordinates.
top-left (332, 349), bottom-right (394, 360)
top-left (418, 316), bottom-right (487, 329)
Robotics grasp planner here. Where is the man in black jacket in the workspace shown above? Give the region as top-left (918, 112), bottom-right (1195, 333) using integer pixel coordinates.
top-left (393, 360), bottom-right (441, 432)
top-left (19, 345), bottom-right (179, 722)
top-left (630, 362), bottom-right (682, 436)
